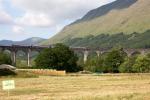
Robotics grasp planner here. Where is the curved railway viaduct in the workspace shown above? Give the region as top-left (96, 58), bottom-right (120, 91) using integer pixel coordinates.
top-left (0, 45), bottom-right (150, 66)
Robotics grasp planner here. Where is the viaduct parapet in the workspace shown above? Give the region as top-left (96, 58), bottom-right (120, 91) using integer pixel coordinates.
top-left (0, 45), bottom-right (150, 66)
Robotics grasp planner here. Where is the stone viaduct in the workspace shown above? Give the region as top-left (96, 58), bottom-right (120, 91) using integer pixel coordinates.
top-left (0, 45), bottom-right (150, 66)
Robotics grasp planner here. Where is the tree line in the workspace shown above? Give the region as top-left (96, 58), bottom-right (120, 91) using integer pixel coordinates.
top-left (64, 30), bottom-right (150, 49)
top-left (1, 44), bottom-right (150, 73)
top-left (84, 48), bottom-right (150, 73)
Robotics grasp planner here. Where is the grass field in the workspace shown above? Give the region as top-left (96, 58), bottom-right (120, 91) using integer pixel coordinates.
top-left (0, 73), bottom-right (150, 100)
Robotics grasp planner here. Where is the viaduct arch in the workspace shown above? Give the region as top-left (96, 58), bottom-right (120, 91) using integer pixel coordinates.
top-left (0, 45), bottom-right (150, 66)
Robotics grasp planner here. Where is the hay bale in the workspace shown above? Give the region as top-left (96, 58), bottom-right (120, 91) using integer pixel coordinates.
top-left (56, 70), bottom-right (66, 76)
top-left (18, 69), bottom-right (66, 76)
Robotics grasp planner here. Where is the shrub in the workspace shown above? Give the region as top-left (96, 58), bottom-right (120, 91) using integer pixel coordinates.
top-left (84, 57), bottom-right (104, 72)
top-left (119, 56), bottom-right (137, 73)
top-left (104, 49), bottom-right (126, 73)
top-left (132, 55), bottom-right (150, 73)
top-left (35, 43), bottom-right (81, 72)
top-left (0, 69), bottom-right (16, 76)
top-left (0, 52), bottom-right (12, 65)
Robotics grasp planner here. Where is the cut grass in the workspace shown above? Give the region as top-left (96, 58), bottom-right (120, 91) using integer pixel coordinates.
top-left (0, 71), bottom-right (39, 78)
top-left (0, 74), bottom-right (150, 100)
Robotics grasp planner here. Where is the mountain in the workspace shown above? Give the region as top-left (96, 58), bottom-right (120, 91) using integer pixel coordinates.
top-left (72, 0), bottom-right (137, 23)
top-left (14, 37), bottom-right (46, 46)
top-left (42, 0), bottom-right (150, 47)
top-left (0, 40), bottom-right (14, 46)
top-left (64, 30), bottom-right (150, 49)
top-left (0, 37), bottom-right (46, 46)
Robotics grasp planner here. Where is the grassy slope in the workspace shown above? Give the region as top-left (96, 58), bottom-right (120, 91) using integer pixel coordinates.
top-left (64, 30), bottom-right (150, 48)
top-left (42, 0), bottom-right (150, 45)
top-left (0, 74), bottom-right (150, 100)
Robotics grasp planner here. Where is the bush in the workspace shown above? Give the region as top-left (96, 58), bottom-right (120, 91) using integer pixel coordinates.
top-left (119, 56), bottom-right (137, 73)
top-left (35, 43), bottom-right (82, 72)
top-left (132, 55), bottom-right (150, 73)
top-left (0, 52), bottom-right (12, 65)
top-left (0, 69), bottom-right (16, 76)
top-left (84, 57), bottom-right (104, 72)
top-left (104, 49), bottom-right (126, 73)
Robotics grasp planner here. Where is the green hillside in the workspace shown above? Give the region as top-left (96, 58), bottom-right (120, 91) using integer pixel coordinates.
top-left (64, 30), bottom-right (150, 49)
top-left (42, 0), bottom-right (150, 47)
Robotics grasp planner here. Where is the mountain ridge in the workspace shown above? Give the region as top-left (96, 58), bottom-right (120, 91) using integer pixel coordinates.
top-left (0, 37), bottom-right (47, 46)
top-left (72, 0), bottom-right (137, 24)
top-left (41, 0), bottom-right (150, 45)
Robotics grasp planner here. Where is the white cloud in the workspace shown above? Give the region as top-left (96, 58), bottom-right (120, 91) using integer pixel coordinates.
top-left (12, 0), bottom-right (115, 27)
top-left (0, 0), bottom-right (116, 41)
top-left (0, 11), bottom-right (13, 24)
top-left (0, 0), bottom-right (3, 6)
top-left (0, 0), bottom-right (13, 24)
top-left (12, 25), bottom-right (24, 34)
top-left (15, 12), bottom-right (54, 27)
top-left (0, 32), bottom-right (32, 41)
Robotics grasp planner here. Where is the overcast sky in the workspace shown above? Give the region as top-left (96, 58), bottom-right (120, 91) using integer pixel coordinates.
top-left (0, 0), bottom-right (115, 41)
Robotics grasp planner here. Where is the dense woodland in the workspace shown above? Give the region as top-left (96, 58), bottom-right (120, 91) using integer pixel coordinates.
top-left (65, 30), bottom-right (150, 49)
top-left (84, 48), bottom-right (150, 73)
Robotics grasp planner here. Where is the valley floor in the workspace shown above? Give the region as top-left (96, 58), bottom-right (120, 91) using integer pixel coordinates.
top-left (0, 73), bottom-right (150, 100)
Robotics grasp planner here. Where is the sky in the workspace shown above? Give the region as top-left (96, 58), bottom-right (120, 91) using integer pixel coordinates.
top-left (0, 0), bottom-right (115, 41)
